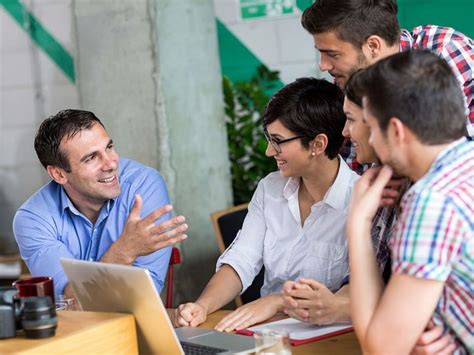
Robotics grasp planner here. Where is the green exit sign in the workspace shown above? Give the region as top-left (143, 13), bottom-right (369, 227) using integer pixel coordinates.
top-left (240, 0), bottom-right (295, 20)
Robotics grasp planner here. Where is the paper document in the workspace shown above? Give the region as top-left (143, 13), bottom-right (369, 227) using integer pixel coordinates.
top-left (240, 318), bottom-right (353, 345)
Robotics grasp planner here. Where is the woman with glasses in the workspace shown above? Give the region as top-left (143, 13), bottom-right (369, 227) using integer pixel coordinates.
top-left (174, 78), bottom-right (359, 331)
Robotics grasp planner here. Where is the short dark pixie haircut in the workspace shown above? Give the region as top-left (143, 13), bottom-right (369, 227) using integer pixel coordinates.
top-left (34, 109), bottom-right (104, 172)
top-left (263, 78), bottom-right (345, 159)
top-left (353, 50), bottom-right (467, 144)
top-left (301, 0), bottom-right (401, 49)
top-left (344, 70), bottom-right (364, 107)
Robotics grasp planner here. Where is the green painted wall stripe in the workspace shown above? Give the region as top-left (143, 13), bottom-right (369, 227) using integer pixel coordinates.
top-left (216, 18), bottom-right (284, 93)
top-left (398, 0), bottom-right (474, 38)
top-left (1, 0), bottom-right (75, 83)
top-left (216, 18), bottom-right (264, 83)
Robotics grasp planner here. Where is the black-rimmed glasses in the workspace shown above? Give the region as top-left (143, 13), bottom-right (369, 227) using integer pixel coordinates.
top-left (263, 128), bottom-right (304, 154)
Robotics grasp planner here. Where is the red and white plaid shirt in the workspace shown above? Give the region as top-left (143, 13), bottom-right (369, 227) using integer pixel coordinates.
top-left (341, 25), bottom-right (474, 173)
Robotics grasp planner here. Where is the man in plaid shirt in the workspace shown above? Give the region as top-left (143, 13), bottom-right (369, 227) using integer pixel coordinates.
top-left (348, 50), bottom-right (473, 354)
top-left (301, 0), bottom-right (474, 174)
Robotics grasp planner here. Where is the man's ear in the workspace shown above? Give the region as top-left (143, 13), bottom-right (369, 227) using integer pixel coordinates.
top-left (46, 165), bottom-right (68, 185)
top-left (363, 35), bottom-right (384, 62)
top-left (387, 117), bottom-right (407, 144)
top-left (311, 134), bottom-right (328, 156)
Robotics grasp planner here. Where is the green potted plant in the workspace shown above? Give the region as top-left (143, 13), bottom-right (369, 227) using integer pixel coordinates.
top-left (223, 65), bottom-right (282, 204)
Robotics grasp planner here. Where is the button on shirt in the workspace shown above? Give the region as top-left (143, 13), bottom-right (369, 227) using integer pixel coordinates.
top-left (13, 158), bottom-right (172, 297)
top-left (217, 157), bottom-right (359, 296)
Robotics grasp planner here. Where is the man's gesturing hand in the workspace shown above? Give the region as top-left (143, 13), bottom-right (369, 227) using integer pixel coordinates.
top-left (101, 194), bottom-right (188, 264)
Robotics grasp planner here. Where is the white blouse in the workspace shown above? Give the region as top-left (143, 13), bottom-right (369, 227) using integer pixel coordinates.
top-left (216, 156), bottom-right (359, 296)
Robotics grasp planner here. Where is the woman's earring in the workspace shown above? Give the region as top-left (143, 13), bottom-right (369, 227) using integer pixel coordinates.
top-left (311, 152), bottom-right (316, 156)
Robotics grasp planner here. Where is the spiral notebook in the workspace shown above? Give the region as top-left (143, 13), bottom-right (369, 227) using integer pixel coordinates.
top-left (236, 318), bottom-right (353, 346)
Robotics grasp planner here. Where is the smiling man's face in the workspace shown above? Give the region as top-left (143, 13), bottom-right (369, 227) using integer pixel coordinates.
top-left (59, 123), bottom-right (121, 210)
top-left (313, 31), bottom-right (369, 88)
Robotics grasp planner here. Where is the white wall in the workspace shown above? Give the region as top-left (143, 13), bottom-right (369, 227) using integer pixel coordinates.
top-left (0, 0), bottom-right (79, 252)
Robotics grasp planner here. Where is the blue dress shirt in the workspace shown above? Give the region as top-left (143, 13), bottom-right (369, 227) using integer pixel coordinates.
top-left (13, 158), bottom-right (172, 297)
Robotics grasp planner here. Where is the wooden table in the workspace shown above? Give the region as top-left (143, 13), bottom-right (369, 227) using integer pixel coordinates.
top-left (0, 309), bottom-right (360, 354)
top-left (200, 310), bottom-right (362, 355)
top-left (0, 311), bottom-right (138, 354)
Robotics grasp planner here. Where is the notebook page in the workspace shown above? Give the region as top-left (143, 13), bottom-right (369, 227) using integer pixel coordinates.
top-left (248, 318), bottom-right (352, 341)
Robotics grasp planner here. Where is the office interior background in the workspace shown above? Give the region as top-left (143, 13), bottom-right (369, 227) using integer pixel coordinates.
top-left (0, 0), bottom-right (472, 304)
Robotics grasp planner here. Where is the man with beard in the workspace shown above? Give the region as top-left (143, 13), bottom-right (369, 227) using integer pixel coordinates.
top-left (14, 109), bottom-right (188, 298)
top-left (301, 0), bottom-right (473, 173)
top-left (347, 51), bottom-right (473, 354)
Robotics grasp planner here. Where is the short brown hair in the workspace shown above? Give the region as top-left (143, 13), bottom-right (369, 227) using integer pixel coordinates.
top-left (302, 0), bottom-right (401, 49)
top-left (34, 109), bottom-right (104, 171)
top-left (353, 50), bottom-right (467, 144)
top-left (263, 78), bottom-right (345, 159)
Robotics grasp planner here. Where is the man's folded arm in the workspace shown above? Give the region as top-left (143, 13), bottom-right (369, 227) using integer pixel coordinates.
top-left (13, 208), bottom-right (75, 298)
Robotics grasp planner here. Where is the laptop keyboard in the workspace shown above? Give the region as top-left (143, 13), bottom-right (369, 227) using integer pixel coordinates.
top-left (180, 341), bottom-right (228, 354)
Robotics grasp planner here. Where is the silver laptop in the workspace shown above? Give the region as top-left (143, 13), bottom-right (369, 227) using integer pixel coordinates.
top-left (60, 258), bottom-right (255, 354)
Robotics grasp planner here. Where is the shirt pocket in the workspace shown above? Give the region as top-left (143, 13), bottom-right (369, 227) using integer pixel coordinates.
top-left (304, 241), bottom-right (348, 291)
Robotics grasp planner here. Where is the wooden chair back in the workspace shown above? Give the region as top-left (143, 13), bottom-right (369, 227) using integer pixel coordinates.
top-left (210, 203), bottom-right (264, 307)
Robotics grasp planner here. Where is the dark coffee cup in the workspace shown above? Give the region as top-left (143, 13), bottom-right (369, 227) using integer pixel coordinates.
top-left (12, 277), bottom-right (55, 304)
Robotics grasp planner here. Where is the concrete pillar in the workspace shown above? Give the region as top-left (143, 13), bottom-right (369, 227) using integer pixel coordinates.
top-left (74, 0), bottom-right (232, 303)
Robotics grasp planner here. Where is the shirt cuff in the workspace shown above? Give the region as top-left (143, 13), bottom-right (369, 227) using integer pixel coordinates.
top-left (52, 273), bottom-right (69, 299)
top-left (216, 258), bottom-right (253, 295)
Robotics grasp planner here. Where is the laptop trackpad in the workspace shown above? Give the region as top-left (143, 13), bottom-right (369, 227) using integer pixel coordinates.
top-left (176, 327), bottom-right (255, 351)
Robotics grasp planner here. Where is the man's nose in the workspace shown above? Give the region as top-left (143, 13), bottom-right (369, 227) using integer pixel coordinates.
top-left (102, 153), bottom-right (117, 170)
top-left (319, 54), bottom-right (333, 72)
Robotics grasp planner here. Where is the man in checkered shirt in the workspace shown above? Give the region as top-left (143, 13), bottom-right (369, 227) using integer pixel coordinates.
top-left (301, 0), bottom-right (473, 174)
top-left (347, 50), bottom-right (473, 354)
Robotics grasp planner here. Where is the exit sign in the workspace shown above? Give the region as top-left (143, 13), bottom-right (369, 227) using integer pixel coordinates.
top-left (240, 0), bottom-right (295, 20)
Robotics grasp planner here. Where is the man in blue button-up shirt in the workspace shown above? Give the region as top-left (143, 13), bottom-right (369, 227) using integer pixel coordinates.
top-left (13, 109), bottom-right (188, 298)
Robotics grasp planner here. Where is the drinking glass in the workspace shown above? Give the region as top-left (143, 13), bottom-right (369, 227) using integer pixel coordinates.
top-left (253, 329), bottom-right (291, 355)
top-left (55, 295), bottom-right (81, 311)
